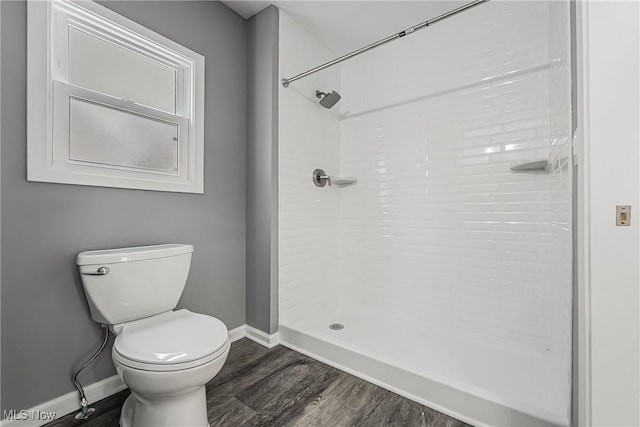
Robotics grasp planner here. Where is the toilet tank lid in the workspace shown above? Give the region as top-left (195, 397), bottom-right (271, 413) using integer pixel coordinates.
top-left (76, 244), bottom-right (193, 265)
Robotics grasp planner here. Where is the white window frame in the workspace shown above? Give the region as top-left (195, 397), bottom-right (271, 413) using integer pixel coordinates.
top-left (27, 0), bottom-right (205, 193)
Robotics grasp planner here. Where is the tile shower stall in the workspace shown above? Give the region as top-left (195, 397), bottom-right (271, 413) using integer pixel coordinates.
top-left (278, 2), bottom-right (572, 427)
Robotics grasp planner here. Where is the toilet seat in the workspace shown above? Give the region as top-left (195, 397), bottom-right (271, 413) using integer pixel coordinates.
top-left (113, 309), bottom-right (229, 372)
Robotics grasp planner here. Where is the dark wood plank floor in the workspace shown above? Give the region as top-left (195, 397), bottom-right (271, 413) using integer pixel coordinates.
top-left (47, 339), bottom-right (469, 427)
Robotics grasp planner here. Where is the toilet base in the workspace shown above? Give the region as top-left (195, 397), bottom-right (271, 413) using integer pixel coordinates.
top-left (119, 395), bottom-right (135, 427)
top-left (119, 387), bottom-right (209, 427)
top-left (114, 340), bottom-right (230, 427)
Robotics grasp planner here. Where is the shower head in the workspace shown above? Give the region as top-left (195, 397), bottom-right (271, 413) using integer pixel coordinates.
top-left (316, 90), bottom-right (341, 109)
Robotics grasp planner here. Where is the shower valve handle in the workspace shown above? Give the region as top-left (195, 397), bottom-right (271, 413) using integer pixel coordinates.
top-left (318, 174), bottom-right (331, 184)
top-left (312, 169), bottom-right (331, 187)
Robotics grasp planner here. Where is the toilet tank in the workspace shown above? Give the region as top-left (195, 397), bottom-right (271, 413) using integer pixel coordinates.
top-left (77, 244), bottom-right (194, 325)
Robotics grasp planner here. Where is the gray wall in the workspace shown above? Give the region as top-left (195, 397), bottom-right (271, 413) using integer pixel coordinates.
top-left (0, 0), bottom-right (247, 412)
top-left (246, 6), bottom-right (279, 334)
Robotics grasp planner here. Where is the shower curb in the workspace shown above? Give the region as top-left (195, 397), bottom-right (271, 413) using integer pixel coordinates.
top-left (278, 325), bottom-right (566, 427)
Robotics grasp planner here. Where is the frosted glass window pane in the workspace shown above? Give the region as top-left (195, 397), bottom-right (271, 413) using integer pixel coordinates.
top-left (68, 27), bottom-right (176, 113)
top-left (69, 98), bottom-right (179, 174)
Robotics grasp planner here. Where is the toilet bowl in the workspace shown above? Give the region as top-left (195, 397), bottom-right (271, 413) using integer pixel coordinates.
top-left (77, 244), bottom-right (228, 427)
top-left (113, 310), bottom-right (230, 427)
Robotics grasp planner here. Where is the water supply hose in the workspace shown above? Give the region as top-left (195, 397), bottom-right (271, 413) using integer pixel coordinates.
top-left (73, 325), bottom-right (110, 419)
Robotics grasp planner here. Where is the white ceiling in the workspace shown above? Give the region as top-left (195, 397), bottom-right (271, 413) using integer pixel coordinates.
top-left (221, 0), bottom-right (270, 19)
top-left (222, 1), bottom-right (468, 56)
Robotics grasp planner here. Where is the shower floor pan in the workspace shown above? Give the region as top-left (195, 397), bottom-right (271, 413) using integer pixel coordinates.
top-left (279, 311), bottom-right (569, 427)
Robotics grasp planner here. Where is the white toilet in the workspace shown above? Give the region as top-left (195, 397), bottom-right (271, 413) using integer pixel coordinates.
top-left (76, 244), bottom-right (230, 427)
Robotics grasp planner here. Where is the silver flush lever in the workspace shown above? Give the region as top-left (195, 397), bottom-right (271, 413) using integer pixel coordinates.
top-left (82, 267), bottom-right (110, 276)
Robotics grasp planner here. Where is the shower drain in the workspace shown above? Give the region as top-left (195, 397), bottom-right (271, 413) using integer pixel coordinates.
top-left (329, 323), bottom-right (344, 331)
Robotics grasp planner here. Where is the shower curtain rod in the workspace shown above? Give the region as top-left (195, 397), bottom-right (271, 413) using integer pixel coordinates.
top-left (281, 0), bottom-right (490, 88)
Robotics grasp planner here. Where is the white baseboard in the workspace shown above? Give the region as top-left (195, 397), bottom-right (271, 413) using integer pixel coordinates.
top-left (0, 375), bottom-right (126, 427)
top-left (1, 324), bottom-right (275, 427)
top-left (245, 325), bottom-right (280, 348)
top-left (228, 324), bottom-right (247, 342)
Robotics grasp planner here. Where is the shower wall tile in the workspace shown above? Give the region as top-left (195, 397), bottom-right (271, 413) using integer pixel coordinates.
top-left (545, 1), bottom-right (573, 419)
top-left (278, 13), bottom-right (342, 326)
top-left (339, 71), bottom-right (554, 352)
top-left (338, 0), bottom-right (564, 355)
top-left (337, 0), bottom-right (571, 422)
